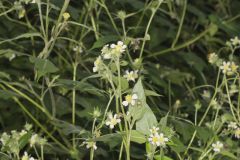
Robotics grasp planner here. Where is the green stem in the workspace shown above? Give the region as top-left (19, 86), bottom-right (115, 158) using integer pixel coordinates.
top-left (72, 63), bottom-right (78, 148)
top-left (147, 26), bottom-right (211, 58)
top-left (139, 1), bottom-right (163, 59)
top-left (171, 0), bottom-right (187, 48)
top-left (41, 145), bottom-right (44, 160)
top-left (224, 76), bottom-right (238, 122)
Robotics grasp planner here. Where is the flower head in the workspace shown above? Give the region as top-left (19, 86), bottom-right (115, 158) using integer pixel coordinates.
top-left (212, 141), bottom-right (223, 152)
top-left (63, 12), bottom-right (70, 21)
top-left (230, 36), bottom-right (240, 46)
top-left (93, 56), bottom-right (102, 72)
top-left (149, 126), bottom-right (159, 134)
top-left (208, 52), bottom-right (219, 64)
top-left (21, 152), bottom-right (35, 160)
top-left (73, 45), bottom-right (83, 53)
top-left (148, 133), bottom-right (168, 147)
top-left (220, 61), bottom-right (231, 74)
top-left (110, 41), bottom-right (127, 53)
top-left (83, 141), bottom-right (97, 150)
top-left (228, 121), bottom-right (238, 130)
top-left (105, 113), bottom-right (121, 129)
top-left (122, 94), bottom-right (138, 107)
top-left (123, 70), bottom-right (138, 82)
top-left (101, 44), bottom-right (111, 59)
top-left (30, 134), bottom-right (39, 147)
top-left (234, 128), bottom-right (240, 139)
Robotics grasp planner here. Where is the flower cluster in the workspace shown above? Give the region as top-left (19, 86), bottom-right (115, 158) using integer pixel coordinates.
top-left (101, 41), bottom-right (127, 60)
top-left (208, 52), bottom-right (220, 65)
top-left (21, 152), bottom-right (35, 160)
top-left (220, 61), bottom-right (238, 75)
top-left (93, 41), bottom-right (128, 74)
top-left (227, 121), bottom-right (240, 139)
top-left (230, 36), bottom-right (240, 46)
top-left (83, 141), bottom-right (97, 150)
top-left (123, 70), bottom-right (138, 82)
top-left (0, 124), bottom-right (47, 158)
top-left (212, 141), bottom-right (223, 152)
top-left (93, 56), bottom-right (103, 73)
top-left (30, 133), bottom-right (47, 147)
top-left (73, 45), bottom-right (83, 53)
top-left (105, 112), bottom-right (121, 129)
top-left (226, 36), bottom-right (240, 48)
top-left (0, 124), bottom-right (32, 155)
top-left (148, 126), bottom-right (169, 147)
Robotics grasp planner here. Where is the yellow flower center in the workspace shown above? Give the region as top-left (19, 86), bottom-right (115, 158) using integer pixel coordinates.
top-left (110, 118), bottom-right (118, 125)
top-left (125, 95), bottom-right (132, 103)
top-left (152, 136), bottom-right (158, 143)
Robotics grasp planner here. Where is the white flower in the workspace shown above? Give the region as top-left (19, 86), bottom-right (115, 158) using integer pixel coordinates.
top-left (122, 94), bottom-right (138, 107)
top-left (31, 0), bottom-right (36, 3)
top-left (208, 52), bottom-right (218, 64)
top-left (123, 70), bottom-right (138, 82)
top-left (110, 41), bottom-right (127, 53)
top-left (230, 62), bottom-right (239, 73)
top-left (228, 121), bottom-right (238, 130)
top-left (220, 61), bottom-right (231, 74)
top-left (212, 141), bottom-right (223, 152)
top-left (105, 113), bottom-right (121, 129)
top-left (30, 134), bottom-right (39, 147)
top-left (148, 133), bottom-right (168, 147)
top-left (234, 128), bottom-right (240, 139)
top-left (230, 36), bottom-right (240, 46)
top-left (19, 130), bottom-right (27, 136)
top-left (149, 126), bottom-right (159, 134)
top-left (21, 152), bottom-right (35, 160)
top-left (84, 141), bottom-right (97, 150)
top-left (93, 56), bottom-right (102, 72)
top-left (101, 44), bottom-right (111, 59)
top-left (73, 45), bottom-right (83, 53)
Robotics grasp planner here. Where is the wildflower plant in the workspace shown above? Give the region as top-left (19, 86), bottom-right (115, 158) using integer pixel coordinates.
top-left (0, 0), bottom-right (240, 160)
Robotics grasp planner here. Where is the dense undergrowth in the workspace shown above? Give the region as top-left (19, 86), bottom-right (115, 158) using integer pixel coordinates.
top-left (0, 0), bottom-right (240, 159)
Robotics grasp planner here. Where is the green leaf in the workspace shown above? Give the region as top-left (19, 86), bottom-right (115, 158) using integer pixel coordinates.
top-left (195, 126), bottom-right (213, 143)
top-left (0, 72), bottom-right (11, 80)
top-left (52, 119), bottom-right (85, 136)
top-left (0, 32), bottom-right (42, 45)
top-left (169, 137), bottom-right (186, 153)
top-left (130, 130), bottom-right (146, 144)
top-left (221, 151), bottom-right (238, 159)
top-left (159, 113), bottom-right (169, 128)
top-left (145, 89), bottom-right (162, 97)
top-left (181, 52), bottom-right (207, 72)
top-left (30, 57), bottom-right (59, 79)
top-left (133, 79), bottom-right (157, 134)
top-left (112, 77), bottom-right (129, 91)
top-left (19, 131), bottom-right (32, 150)
top-left (0, 90), bottom-right (18, 100)
top-left (154, 155), bottom-right (173, 160)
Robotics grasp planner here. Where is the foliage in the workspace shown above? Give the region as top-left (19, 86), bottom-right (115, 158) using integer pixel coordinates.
top-left (0, 0), bottom-right (240, 159)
